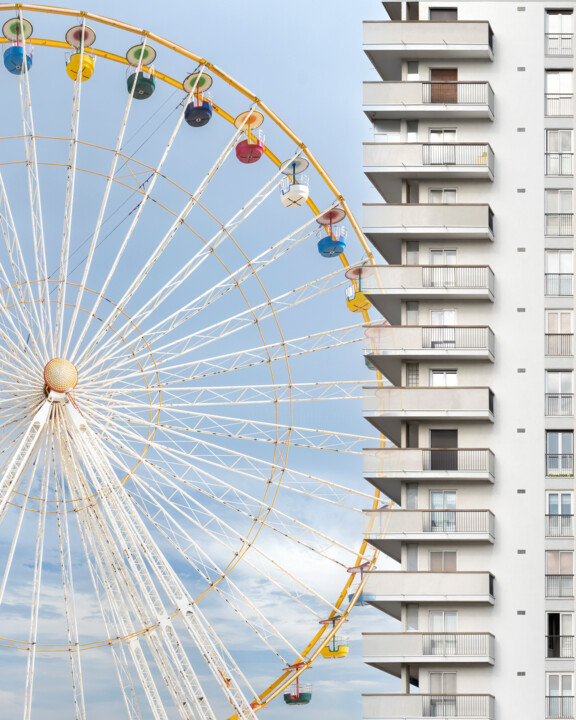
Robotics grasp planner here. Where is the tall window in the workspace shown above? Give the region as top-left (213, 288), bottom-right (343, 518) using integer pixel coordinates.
top-left (545, 190), bottom-right (573, 236)
top-left (545, 250), bottom-right (573, 295)
top-left (546, 71), bottom-right (574, 117)
top-left (547, 492), bottom-right (574, 537)
top-left (546, 371), bottom-right (574, 416)
top-left (546, 551), bottom-right (574, 598)
top-left (547, 674), bottom-right (574, 719)
top-left (546, 130), bottom-right (573, 176)
top-left (428, 673), bottom-right (457, 717)
top-left (546, 9), bottom-right (574, 56)
top-left (546, 431), bottom-right (574, 477)
top-left (547, 613), bottom-right (573, 658)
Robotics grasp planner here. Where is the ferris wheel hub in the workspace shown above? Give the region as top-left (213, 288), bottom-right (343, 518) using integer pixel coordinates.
top-left (43, 358), bottom-right (78, 393)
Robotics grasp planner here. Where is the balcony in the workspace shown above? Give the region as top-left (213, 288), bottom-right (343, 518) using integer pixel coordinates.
top-left (363, 448), bottom-right (495, 504)
top-left (546, 575), bottom-right (574, 597)
top-left (363, 632), bottom-right (495, 676)
top-left (546, 696), bottom-right (574, 719)
top-left (546, 515), bottom-right (574, 537)
top-left (362, 203), bottom-right (494, 264)
top-left (546, 334), bottom-right (573, 357)
top-left (363, 386), bottom-right (494, 446)
top-left (546, 33), bottom-right (574, 56)
top-left (364, 509), bottom-right (495, 560)
top-left (364, 143), bottom-right (494, 202)
top-left (363, 571), bottom-right (495, 619)
top-left (363, 693), bottom-right (495, 720)
top-left (363, 21), bottom-right (494, 81)
top-left (545, 274), bottom-right (573, 296)
top-left (546, 394), bottom-right (574, 416)
top-left (363, 81), bottom-right (494, 120)
top-left (364, 325), bottom-right (495, 383)
top-left (546, 153), bottom-right (574, 176)
top-left (547, 635), bottom-right (574, 659)
top-left (546, 94), bottom-right (574, 117)
top-left (358, 265), bottom-right (495, 323)
top-left (546, 454), bottom-right (574, 477)
top-left (546, 213), bottom-right (573, 236)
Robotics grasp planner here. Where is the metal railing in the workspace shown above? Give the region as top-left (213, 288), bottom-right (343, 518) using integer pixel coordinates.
top-left (545, 213), bottom-right (574, 236)
top-left (422, 633), bottom-right (493, 657)
top-left (422, 695), bottom-right (494, 718)
top-left (422, 143), bottom-right (493, 169)
top-left (546, 515), bottom-right (574, 537)
top-left (546, 153), bottom-right (574, 176)
top-left (422, 81), bottom-right (492, 106)
top-left (546, 334), bottom-right (573, 356)
top-left (545, 33), bottom-right (574, 56)
top-left (422, 326), bottom-right (494, 353)
top-left (547, 635), bottom-right (574, 658)
top-left (421, 265), bottom-right (493, 290)
top-left (546, 454), bottom-right (574, 477)
top-left (546, 695), bottom-right (574, 719)
top-left (422, 510), bottom-right (492, 534)
top-left (422, 448), bottom-right (494, 474)
top-left (546, 94), bottom-right (574, 117)
top-left (546, 393), bottom-right (574, 416)
top-left (545, 575), bottom-right (574, 597)
top-left (545, 274), bottom-right (573, 296)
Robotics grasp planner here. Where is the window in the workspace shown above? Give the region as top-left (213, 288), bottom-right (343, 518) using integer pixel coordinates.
top-left (429, 310), bottom-right (456, 348)
top-left (546, 190), bottom-right (573, 236)
top-left (429, 8), bottom-right (457, 20)
top-left (547, 674), bottom-right (574, 719)
top-left (406, 301), bottom-right (419, 325)
top-left (406, 61), bottom-right (419, 81)
top-left (428, 129), bottom-right (457, 165)
top-left (546, 130), bottom-right (573, 175)
top-left (406, 483), bottom-right (418, 509)
top-left (430, 369), bottom-right (457, 387)
top-left (546, 9), bottom-right (574, 56)
top-left (429, 188), bottom-right (457, 203)
top-left (407, 120), bottom-right (419, 142)
top-left (406, 241), bottom-right (419, 264)
top-left (406, 604), bottom-right (419, 631)
top-left (546, 551), bottom-right (574, 598)
top-left (545, 250), bottom-right (573, 295)
top-left (546, 371), bottom-right (574, 416)
top-left (547, 613), bottom-right (573, 658)
top-left (429, 489), bottom-right (456, 532)
top-left (430, 551), bottom-right (457, 571)
top-left (428, 673), bottom-right (457, 716)
top-left (428, 611), bottom-right (457, 655)
top-left (546, 310), bottom-right (573, 356)
top-left (546, 431), bottom-right (574, 476)
top-left (546, 71), bottom-right (574, 116)
top-left (405, 362), bottom-right (420, 386)
top-left (547, 492), bottom-right (574, 537)
top-left (406, 544), bottom-right (418, 571)
top-left (429, 429), bottom-right (458, 471)
top-left (373, 120), bottom-right (401, 143)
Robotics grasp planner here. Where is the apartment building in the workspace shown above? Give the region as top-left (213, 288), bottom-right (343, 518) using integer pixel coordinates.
top-left (359, 2), bottom-right (576, 718)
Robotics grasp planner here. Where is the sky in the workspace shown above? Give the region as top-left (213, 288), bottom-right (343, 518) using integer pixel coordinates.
top-left (0, 1), bottom-right (402, 718)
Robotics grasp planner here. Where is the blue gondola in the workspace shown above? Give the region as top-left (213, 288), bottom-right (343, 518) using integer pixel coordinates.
top-left (3, 45), bottom-right (32, 74)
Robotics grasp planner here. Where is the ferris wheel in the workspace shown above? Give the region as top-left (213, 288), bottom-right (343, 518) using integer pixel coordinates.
top-left (0, 5), bottom-right (386, 718)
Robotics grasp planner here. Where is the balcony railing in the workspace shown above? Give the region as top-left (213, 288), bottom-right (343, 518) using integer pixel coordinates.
top-left (422, 449), bottom-right (495, 473)
top-left (422, 143), bottom-right (494, 168)
top-left (547, 635), bottom-right (574, 658)
top-left (546, 696), bottom-right (574, 719)
top-left (422, 81), bottom-right (493, 106)
top-left (421, 265), bottom-right (493, 289)
top-left (422, 326), bottom-right (495, 352)
top-left (363, 693), bottom-right (496, 720)
top-left (546, 94), bottom-right (574, 117)
top-left (545, 214), bottom-right (574, 236)
top-left (546, 515), bottom-right (574, 537)
top-left (423, 510), bottom-right (492, 534)
top-left (546, 153), bottom-right (574, 176)
top-left (364, 509), bottom-right (495, 538)
top-left (546, 454), bottom-right (574, 477)
top-left (546, 394), bottom-right (574, 416)
top-left (545, 274), bottom-right (574, 296)
top-left (545, 575), bottom-right (574, 597)
top-left (545, 33), bottom-right (574, 56)
top-left (422, 633), bottom-right (493, 656)
top-left (546, 334), bottom-right (573, 356)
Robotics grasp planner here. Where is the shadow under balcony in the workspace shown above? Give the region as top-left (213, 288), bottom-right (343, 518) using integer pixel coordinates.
top-left (363, 447), bottom-right (495, 504)
top-left (363, 632), bottom-right (495, 676)
top-left (363, 21), bottom-right (494, 81)
top-left (363, 509), bottom-right (495, 561)
top-left (363, 386), bottom-right (495, 446)
top-left (363, 571), bottom-right (495, 620)
top-left (364, 143), bottom-right (494, 202)
top-left (363, 203), bottom-right (494, 264)
top-left (357, 265), bottom-right (494, 324)
top-left (364, 80), bottom-right (494, 121)
top-left (364, 325), bottom-right (495, 384)
top-left (363, 693), bottom-right (495, 720)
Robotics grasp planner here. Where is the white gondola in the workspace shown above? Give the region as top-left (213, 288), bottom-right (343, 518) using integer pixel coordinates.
top-left (280, 156), bottom-right (310, 207)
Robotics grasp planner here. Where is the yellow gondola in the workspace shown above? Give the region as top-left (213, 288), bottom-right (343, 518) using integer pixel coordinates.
top-left (66, 52), bottom-right (95, 81)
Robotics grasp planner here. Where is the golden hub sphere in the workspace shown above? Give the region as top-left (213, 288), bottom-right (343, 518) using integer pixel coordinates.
top-left (44, 358), bottom-right (78, 393)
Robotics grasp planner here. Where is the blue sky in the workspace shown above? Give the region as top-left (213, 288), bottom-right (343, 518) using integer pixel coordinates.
top-left (0, 1), bottom-right (403, 718)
